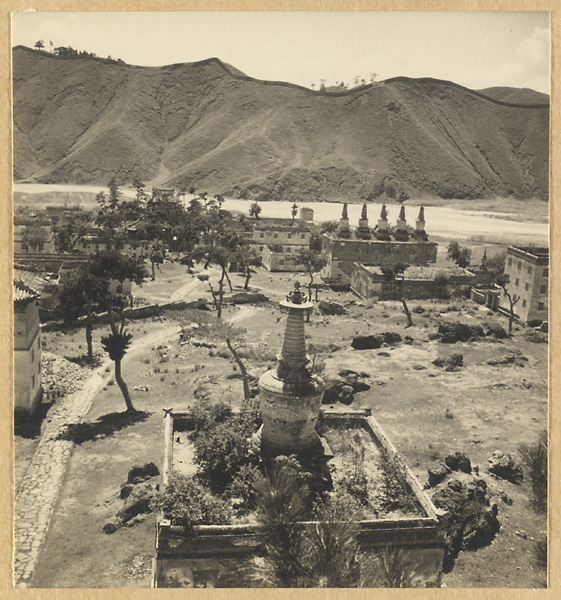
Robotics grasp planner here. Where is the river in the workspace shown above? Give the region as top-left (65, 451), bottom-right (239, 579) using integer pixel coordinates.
top-left (14, 183), bottom-right (549, 244)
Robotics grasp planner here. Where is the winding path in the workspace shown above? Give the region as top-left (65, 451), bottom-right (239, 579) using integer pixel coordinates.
top-left (13, 323), bottom-right (180, 587)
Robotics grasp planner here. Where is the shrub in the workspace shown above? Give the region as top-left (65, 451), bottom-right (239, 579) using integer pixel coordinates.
top-left (156, 474), bottom-right (232, 532)
top-left (519, 431), bottom-right (548, 513)
top-left (190, 399), bottom-right (233, 433)
top-left (225, 463), bottom-right (261, 509)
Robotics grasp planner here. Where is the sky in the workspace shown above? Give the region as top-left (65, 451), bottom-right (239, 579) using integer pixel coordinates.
top-left (11, 11), bottom-right (550, 93)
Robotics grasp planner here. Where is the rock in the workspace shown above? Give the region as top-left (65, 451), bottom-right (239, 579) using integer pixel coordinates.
top-left (322, 378), bottom-right (355, 405)
top-left (445, 452), bottom-right (472, 474)
top-left (120, 484), bottom-right (134, 499)
top-left (488, 355), bottom-right (516, 366)
top-left (127, 462), bottom-right (160, 483)
top-left (103, 523), bottom-right (118, 534)
top-left (318, 300), bottom-right (347, 315)
top-left (433, 354), bottom-right (464, 371)
top-left (487, 451), bottom-right (524, 484)
top-left (438, 322), bottom-right (484, 343)
top-left (117, 482), bottom-right (155, 524)
top-left (428, 462), bottom-right (451, 487)
top-left (430, 474), bottom-right (500, 573)
top-left (191, 339), bottom-right (216, 348)
top-left (351, 335), bottom-right (385, 350)
top-left (224, 292), bottom-right (269, 304)
top-left (485, 323), bottom-right (508, 339)
top-left (381, 331), bottom-right (402, 345)
top-left (404, 335), bottom-right (414, 345)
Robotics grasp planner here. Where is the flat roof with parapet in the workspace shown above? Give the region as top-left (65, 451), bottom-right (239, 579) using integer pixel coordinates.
top-left (359, 264), bottom-right (475, 280)
top-left (507, 246), bottom-right (549, 263)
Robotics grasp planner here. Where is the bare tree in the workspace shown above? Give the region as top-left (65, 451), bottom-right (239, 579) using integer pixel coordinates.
top-left (498, 276), bottom-right (520, 333)
top-left (381, 264), bottom-right (414, 328)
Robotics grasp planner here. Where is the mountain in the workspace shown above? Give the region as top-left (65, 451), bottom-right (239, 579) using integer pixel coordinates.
top-left (13, 46), bottom-right (549, 201)
top-left (478, 87), bottom-right (550, 106)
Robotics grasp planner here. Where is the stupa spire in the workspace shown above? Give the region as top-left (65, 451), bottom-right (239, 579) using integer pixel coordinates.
top-left (357, 202), bottom-right (371, 239)
top-left (338, 202), bottom-right (351, 238)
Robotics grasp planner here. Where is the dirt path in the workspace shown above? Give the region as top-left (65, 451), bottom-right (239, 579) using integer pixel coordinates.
top-left (13, 323), bottom-right (180, 587)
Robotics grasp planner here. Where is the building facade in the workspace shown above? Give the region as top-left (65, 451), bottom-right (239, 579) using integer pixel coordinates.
top-left (14, 284), bottom-right (42, 414)
top-left (352, 264), bottom-right (476, 300)
top-left (500, 246), bottom-right (549, 324)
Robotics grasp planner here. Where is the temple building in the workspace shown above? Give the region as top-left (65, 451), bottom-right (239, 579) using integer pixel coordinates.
top-left (321, 204), bottom-right (437, 285)
top-left (251, 218), bottom-right (312, 272)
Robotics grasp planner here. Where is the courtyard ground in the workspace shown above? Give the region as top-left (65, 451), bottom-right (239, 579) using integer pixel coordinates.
top-left (16, 261), bottom-right (547, 588)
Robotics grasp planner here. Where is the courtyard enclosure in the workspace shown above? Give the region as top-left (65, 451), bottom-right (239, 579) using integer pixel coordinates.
top-left (153, 408), bottom-right (445, 588)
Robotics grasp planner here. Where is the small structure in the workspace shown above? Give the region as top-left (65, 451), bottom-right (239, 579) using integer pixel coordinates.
top-left (352, 264), bottom-right (476, 300)
top-left (261, 246), bottom-right (306, 272)
top-left (500, 246), bottom-right (548, 324)
top-left (356, 203), bottom-right (371, 239)
top-left (13, 217), bottom-right (56, 254)
top-left (14, 281), bottom-right (42, 414)
top-left (258, 283), bottom-right (325, 457)
top-left (253, 218), bottom-right (312, 272)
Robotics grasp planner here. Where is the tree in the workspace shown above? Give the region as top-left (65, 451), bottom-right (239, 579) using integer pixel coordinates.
top-left (101, 312), bottom-right (135, 412)
top-left (57, 250), bottom-right (147, 359)
top-left (149, 242), bottom-right (164, 280)
top-left (296, 249), bottom-right (327, 302)
top-left (381, 263), bottom-right (414, 327)
top-left (133, 178), bottom-right (147, 204)
top-left (54, 212), bottom-right (90, 252)
top-left (249, 202), bottom-right (262, 219)
top-left (447, 241), bottom-right (471, 268)
top-left (34, 40), bottom-right (45, 50)
top-left (291, 203), bottom-right (298, 223)
top-left (21, 224), bottom-right (49, 252)
top-left (497, 275), bottom-right (520, 333)
top-left (486, 251), bottom-right (506, 281)
top-left (233, 246), bottom-right (261, 290)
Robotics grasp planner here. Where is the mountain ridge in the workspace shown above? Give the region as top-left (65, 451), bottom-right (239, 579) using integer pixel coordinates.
top-left (12, 46), bottom-right (549, 201)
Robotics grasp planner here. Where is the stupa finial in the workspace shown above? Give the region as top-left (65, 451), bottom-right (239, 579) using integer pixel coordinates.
top-left (361, 203), bottom-right (368, 220)
top-left (418, 205), bottom-right (425, 222)
top-left (399, 204), bottom-right (406, 221)
top-left (286, 281), bottom-right (307, 305)
top-left (380, 204), bottom-right (387, 220)
top-left (342, 202), bottom-right (348, 219)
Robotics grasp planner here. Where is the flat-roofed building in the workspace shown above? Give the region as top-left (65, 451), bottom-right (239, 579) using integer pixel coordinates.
top-left (500, 246), bottom-right (549, 324)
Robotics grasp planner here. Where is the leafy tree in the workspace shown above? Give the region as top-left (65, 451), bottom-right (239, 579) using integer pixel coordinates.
top-left (21, 224), bottom-right (49, 252)
top-left (296, 249), bottom-right (327, 302)
top-left (57, 250), bottom-right (146, 359)
top-left (232, 246), bottom-right (261, 290)
top-left (34, 40), bottom-right (45, 50)
top-left (54, 212), bottom-right (90, 252)
top-left (485, 251), bottom-right (506, 281)
top-left (381, 263), bottom-right (414, 327)
top-left (133, 178), bottom-right (147, 203)
top-left (250, 202), bottom-right (262, 219)
top-left (447, 241), bottom-right (471, 268)
top-left (149, 241), bottom-right (165, 281)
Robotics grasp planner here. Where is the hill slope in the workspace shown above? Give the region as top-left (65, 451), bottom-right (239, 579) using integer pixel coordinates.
top-left (13, 46), bottom-right (549, 201)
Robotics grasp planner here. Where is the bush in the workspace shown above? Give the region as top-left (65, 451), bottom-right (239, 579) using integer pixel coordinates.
top-left (156, 474), bottom-right (232, 531)
top-left (190, 399), bottom-right (233, 432)
top-left (225, 463), bottom-right (262, 509)
top-left (438, 322), bottom-right (484, 343)
top-left (519, 431), bottom-right (548, 513)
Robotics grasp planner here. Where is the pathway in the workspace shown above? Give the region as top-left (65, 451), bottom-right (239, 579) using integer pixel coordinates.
top-left (13, 324), bottom-right (180, 587)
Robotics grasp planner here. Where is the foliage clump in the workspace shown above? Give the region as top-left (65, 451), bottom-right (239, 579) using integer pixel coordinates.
top-left (519, 430), bottom-right (548, 513)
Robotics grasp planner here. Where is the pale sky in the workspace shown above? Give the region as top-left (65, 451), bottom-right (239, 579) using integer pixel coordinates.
top-left (11, 11), bottom-right (550, 93)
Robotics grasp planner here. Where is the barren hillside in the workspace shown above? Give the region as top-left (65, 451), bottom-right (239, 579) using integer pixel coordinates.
top-left (13, 46), bottom-right (549, 201)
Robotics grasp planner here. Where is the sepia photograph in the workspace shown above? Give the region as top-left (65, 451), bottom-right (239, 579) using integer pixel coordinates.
top-left (10, 9), bottom-right (549, 589)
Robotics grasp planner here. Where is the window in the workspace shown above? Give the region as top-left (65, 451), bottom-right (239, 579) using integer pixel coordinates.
top-left (522, 300), bottom-right (527, 308)
top-left (543, 268), bottom-right (549, 277)
top-left (525, 283), bottom-right (529, 291)
top-left (515, 278), bottom-right (519, 287)
top-left (508, 258), bottom-right (513, 266)
top-left (259, 232), bottom-right (264, 238)
top-left (31, 349), bottom-right (34, 363)
top-left (517, 261), bottom-right (521, 271)
top-left (287, 233), bottom-right (292, 239)
top-left (279, 259), bottom-right (285, 265)
top-left (273, 234), bottom-right (278, 239)
top-left (31, 375), bottom-right (35, 389)
top-left (286, 247), bottom-right (291, 252)
top-left (538, 302), bottom-right (545, 311)
top-left (540, 285), bottom-right (547, 294)
top-left (528, 266), bottom-right (533, 274)
top-left (301, 234), bottom-right (306, 239)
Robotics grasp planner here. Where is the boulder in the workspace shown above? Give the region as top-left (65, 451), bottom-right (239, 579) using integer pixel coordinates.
top-left (427, 462), bottom-right (451, 487)
top-left (103, 522), bottom-right (118, 534)
top-left (322, 378), bottom-right (355, 405)
top-left (351, 335), bottom-right (385, 350)
top-left (381, 331), bottom-right (402, 345)
top-left (117, 481), bottom-right (156, 524)
top-left (438, 322), bottom-right (484, 343)
top-left (445, 452), bottom-right (472, 474)
top-left (318, 300), bottom-right (347, 315)
top-left (127, 462), bottom-right (160, 483)
top-left (224, 292), bottom-right (269, 304)
top-left (487, 451), bottom-right (524, 484)
top-left (430, 475), bottom-right (500, 573)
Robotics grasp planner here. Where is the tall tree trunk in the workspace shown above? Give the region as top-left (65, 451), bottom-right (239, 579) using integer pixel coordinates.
top-left (226, 338), bottom-right (250, 402)
top-left (401, 297), bottom-right (414, 328)
top-left (115, 358), bottom-right (135, 412)
top-left (224, 269), bottom-right (233, 292)
top-left (151, 260), bottom-right (155, 281)
top-left (208, 281), bottom-right (219, 311)
top-left (217, 268), bottom-right (226, 319)
top-left (244, 266), bottom-right (251, 290)
top-left (85, 314), bottom-right (93, 358)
